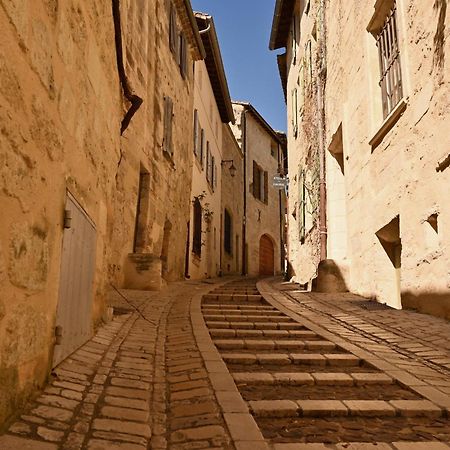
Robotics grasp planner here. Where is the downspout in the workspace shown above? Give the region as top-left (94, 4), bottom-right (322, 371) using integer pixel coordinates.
top-left (112, 0), bottom-right (143, 135)
top-left (242, 109), bottom-right (248, 275)
top-left (318, 0), bottom-right (328, 261)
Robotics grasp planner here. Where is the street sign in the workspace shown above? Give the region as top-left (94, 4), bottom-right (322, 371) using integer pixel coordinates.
top-left (273, 176), bottom-right (289, 189)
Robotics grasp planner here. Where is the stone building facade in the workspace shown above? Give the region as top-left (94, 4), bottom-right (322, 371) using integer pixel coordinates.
top-left (187, 13), bottom-right (235, 279)
top-left (231, 103), bottom-right (287, 277)
top-left (0, 0), bottom-right (204, 428)
top-left (271, 0), bottom-right (450, 316)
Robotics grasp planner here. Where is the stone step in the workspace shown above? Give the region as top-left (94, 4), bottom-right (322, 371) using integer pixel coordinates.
top-left (203, 294), bottom-right (263, 302)
top-left (221, 353), bottom-right (361, 367)
top-left (202, 305), bottom-right (276, 311)
top-left (232, 372), bottom-right (394, 386)
top-left (202, 309), bottom-right (283, 315)
top-left (249, 399), bottom-right (443, 418)
top-left (205, 322), bottom-right (305, 330)
top-left (204, 314), bottom-right (293, 322)
top-left (214, 339), bottom-right (336, 351)
top-left (208, 329), bottom-right (317, 339)
top-left (272, 444), bottom-right (450, 450)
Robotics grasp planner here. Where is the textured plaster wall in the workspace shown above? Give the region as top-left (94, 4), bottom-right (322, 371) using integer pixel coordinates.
top-left (0, 0), bottom-right (121, 426)
top-left (112, 0), bottom-right (196, 285)
top-left (232, 105), bottom-right (283, 277)
top-left (189, 61), bottom-right (223, 279)
top-left (285, 0), bottom-right (322, 285)
top-left (286, 0), bottom-right (450, 314)
top-left (221, 125), bottom-right (244, 275)
top-left (324, 0), bottom-right (450, 313)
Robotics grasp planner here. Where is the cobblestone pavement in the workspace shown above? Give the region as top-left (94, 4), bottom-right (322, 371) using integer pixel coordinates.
top-left (1, 276), bottom-right (450, 450)
top-left (0, 279), bottom-right (234, 450)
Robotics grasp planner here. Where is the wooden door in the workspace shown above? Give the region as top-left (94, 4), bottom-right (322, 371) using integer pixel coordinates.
top-left (52, 192), bottom-right (97, 367)
top-left (259, 234), bottom-right (274, 276)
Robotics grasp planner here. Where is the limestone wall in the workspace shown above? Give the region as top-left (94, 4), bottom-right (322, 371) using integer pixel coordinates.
top-left (0, 0), bottom-right (201, 427)
top-left (232, 104), bottom-right (284, 277)
top-left (0, 0), bottom-right (122, 426)
top-left (284, 0), bottom-right (450, 315)
top-left (324, 0), bottom-right (450, 314)
top-left (221, 125), bottom-right (244, 275)
top-left (188, 61), bottom-right (223, 279)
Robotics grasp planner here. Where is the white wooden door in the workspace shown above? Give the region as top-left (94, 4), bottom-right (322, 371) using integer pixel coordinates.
top-left (52, 192), bottom-right (97, 367)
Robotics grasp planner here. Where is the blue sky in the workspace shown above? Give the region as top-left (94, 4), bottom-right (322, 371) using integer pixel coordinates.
top-left (191, 0), bottom-right (287, 132)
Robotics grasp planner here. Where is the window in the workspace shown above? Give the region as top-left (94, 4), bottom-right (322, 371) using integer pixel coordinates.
top-left (375, 2), bottom-right (403, 118)
top-left (252, 161), bottom-right (268, 204)
top-left (199, 129), bottom-right (205, 168)
top-left (192, 199), bottom-right (202, 256)
top-left (179, 33), bottom-right (188, 78)
top-left (271, 142), bottom-right (277, 158)
top-left (291, 14), bottom-right (299, 64)
top-left (224, 209), bottom-right (232, 255)
top-left (206, 142), bottom-right (211, 183)
top-left (298, 170), bottom-right (306, 243)
top-left (163, 96), bottom-right (173, 157)
top-left (291, 88), bottom-right (298, 137)
top-left (169, 5), bottom-right (177, 55)
top-left (193, 110), bottom-right (199, 156)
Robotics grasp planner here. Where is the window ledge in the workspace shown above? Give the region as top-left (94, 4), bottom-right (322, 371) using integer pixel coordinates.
top-left (163, 149), bottom-right (176, 168)
top-left (369, 98), bottom-right (407, 150)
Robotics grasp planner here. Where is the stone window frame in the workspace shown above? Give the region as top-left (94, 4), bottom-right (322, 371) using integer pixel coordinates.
top-left (367, 0), bottom-right (408, 150)
top-left (163, 96), bottom-right (174, 159)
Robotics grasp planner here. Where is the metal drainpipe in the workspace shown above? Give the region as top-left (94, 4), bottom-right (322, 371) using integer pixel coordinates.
top-left (318, 0), bottom-right (328, 261)
top-left (242, 109), bottom-right (248, 276)
top-left (111, 0), bottom-right (143, 135)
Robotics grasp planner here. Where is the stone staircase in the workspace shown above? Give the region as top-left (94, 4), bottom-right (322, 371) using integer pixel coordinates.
top-left (201, 280), bottom-right (450, 448)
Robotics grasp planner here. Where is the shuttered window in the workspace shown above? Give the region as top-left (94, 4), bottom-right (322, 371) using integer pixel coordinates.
top-left (180, 33), bottom-right (188, 78)
top-left (292, 14), bottom-right (298, 64)
top-left (211, 155), bottom-right (215, 190)
top-left (200, 129), bottom-right (205, 168)
top-left (163, 96), bottom-right (173, 157)
top-left (298, 169), bottom-right (306, 243)
top-left (192, 199), bottom-right (202, 256)
top-left (206, 143), bottom-right (211, 183)
top-left (224, 209), bottom-right (232, 255)
top-left (193, 110), bottom-right (199, 156)
top-left (169, 5), bottom-right (177, 55)
top-left (291, 88), bottom-right (298, 137)
top-left (252, 161), bottom-right (268, 204)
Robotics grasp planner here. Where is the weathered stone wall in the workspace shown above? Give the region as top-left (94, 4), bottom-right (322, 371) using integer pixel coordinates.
top-left (115, 0), bottom-right (198, 287)
top-left (188, 61), bottom-right (223, 279)
top-left (284, 0), bottom-right (322, 286)
top-left (0, 0), bottom-right (202, 427)
top-left (323, 0), bottom-right (450, 313)
top-left (221, 124), bottom-right (244, 275)
top-left (285, 0), bottom-right (450, 314)
top-left (232, 104), bottom-right (284, 277)
top-left (0, 0), bottom-right (122, 426)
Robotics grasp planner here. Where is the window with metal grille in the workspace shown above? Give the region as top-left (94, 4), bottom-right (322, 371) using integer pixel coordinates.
top-left (376, 3), bottom-right (403, 118)
top-left (192, 199), bottom-right (202, 257)
top-left (224, 209), bottom-right (232, 255)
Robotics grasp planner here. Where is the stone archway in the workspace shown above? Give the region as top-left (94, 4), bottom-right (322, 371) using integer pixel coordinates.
top-left (259, 234), bottom-right (275, 276)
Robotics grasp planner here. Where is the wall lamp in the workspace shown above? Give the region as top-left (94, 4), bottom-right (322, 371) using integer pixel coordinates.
top-left (221, 159), bottom-right (237, 177)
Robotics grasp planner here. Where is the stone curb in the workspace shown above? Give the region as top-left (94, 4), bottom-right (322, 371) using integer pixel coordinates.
top-left (190, 281), bottom-right (269, 449)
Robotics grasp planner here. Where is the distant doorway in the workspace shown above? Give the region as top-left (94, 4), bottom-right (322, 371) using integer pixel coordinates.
top-left (259, 234), bottom-right (275, 276)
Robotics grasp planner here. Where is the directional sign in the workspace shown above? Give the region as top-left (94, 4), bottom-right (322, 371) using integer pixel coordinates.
top-left (273, 176), bottom-right (289, 189)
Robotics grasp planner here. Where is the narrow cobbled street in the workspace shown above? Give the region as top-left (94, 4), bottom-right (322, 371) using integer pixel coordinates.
top-left (1, 278), bottom-right (450, 449)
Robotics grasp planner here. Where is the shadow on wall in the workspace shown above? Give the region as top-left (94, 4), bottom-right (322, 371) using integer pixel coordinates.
top-left (402, 290), bottom-right (450, 321)
top-left (312, 259), bottom-right (348, 293)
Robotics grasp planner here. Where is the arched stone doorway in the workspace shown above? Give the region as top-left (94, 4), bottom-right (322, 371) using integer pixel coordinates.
top-left (259, 234), bottom-right (275, 276)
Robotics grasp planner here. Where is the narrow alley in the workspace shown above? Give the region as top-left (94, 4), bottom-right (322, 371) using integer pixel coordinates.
top-left (1, 0), bottom-right (449, 448)
top-left (1, 278), bottom-right (450, 449)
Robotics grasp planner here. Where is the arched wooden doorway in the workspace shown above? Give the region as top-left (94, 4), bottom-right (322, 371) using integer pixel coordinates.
top-left (259, 234), bottom-right (275, 276)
